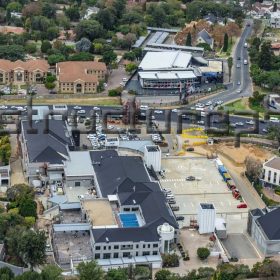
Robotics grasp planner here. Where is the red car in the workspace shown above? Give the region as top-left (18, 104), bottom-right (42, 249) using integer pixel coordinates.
top-left (237, 203), bottom-right (247, 209)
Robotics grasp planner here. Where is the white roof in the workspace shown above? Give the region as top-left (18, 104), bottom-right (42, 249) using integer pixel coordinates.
top-left (138, 71), bottom-right (196, 80)
top-left (271, 11), bottom-right (280, 18)
top-left (139, 51), bottom-right (192, 70)
top-left (64, 151), bottom-right (94, 177)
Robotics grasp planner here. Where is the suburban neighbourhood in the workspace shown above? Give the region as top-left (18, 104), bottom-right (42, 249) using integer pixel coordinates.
top-left (0, 0), bottom-right (280, 279)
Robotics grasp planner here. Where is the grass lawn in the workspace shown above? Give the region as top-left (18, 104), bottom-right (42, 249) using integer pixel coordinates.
top-left (223, 98), bottom-right (249, 112)
top-left (0, 97), bottom-right (121, 106)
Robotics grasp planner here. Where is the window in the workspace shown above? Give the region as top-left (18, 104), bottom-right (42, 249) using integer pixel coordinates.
top-left (143, 251), bottom-right (150, 256)
top-left (123, 252), bottom-right (130, 257)
top-left (113, 253), bottom-right (119, 258)
top-left (103, 246), bottom-right (106, 250)
top-left (75, 182), bottom-right (81, 187)
top-left (108, 246), bottom-right (111, 250)
top-left (123, 208), bottom-right (130, 211)
top-left (136, 244), bottom-right (139, 249)
top-left (95, 246), bottom-right (100, 250)
top-left (103, 253), bottom-right (111, 259)
top-left (143, 244), bottom-right (146, 248)
top-left (114, 245), bottom-right (119, 249)
top-left (95, 254), bottom-right (100, 259)
top-left (153, 244), bottom-right (158, 248)
top-left (147, 244), bottom-right (150, 248)
top-left (153, 251), bottom-right (158, 255)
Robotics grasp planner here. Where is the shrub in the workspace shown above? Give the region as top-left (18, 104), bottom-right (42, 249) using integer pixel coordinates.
top-left (162, 253), bottom-right (179, 267)
top-left (108, 87), bottom-right (122, 97)
top-left (197, 247), bottom-right (210, 260)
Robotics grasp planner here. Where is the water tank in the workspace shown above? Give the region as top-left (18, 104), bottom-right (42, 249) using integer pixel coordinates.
top-left (157, 223), bottom-right (175, 253)
top-left (197, 203), bottom-right (216, 234)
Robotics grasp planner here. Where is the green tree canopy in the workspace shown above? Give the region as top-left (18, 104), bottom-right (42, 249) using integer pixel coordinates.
top-left (75, 20), bottom-right (104, 41)
top-left (77, 261), bottom-right (105, 280)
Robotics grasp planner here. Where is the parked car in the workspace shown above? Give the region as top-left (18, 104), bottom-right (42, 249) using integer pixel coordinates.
top-left (186, 147), bottom-right (194, 152)
top-left (171, 205), bottom-right (179, 211)
top-left (237, 203), bottom-right (247, 209)
top-left (186, 176), bottom-right (195, 181)
top-left (74, 106), bottom-right (82, 110)
top-left (246, 120), bottom-right (254, 125)
top-left (176, 216), bottom-right (185, 221)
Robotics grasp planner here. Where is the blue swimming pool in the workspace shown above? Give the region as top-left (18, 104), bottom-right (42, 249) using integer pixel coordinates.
top-left (119, 213), bottom-right (139, 228)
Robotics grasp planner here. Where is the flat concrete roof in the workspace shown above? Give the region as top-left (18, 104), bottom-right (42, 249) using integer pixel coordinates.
top-left (138, 71), bottom-right (196, 80)
top-left (81, 199), bottom-right (117, 226)
top-left (199, 60), bottom-right (223, 73)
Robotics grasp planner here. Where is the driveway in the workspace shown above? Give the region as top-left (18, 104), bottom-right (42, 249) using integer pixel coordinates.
top-left (222, 233), bottom-right (259, 259)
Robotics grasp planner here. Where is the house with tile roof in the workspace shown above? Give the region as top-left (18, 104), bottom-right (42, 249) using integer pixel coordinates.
top-left (56, 61), bottom-right (106, 94)
top-left (196, 29), bottom-right (214, 49)
top-left (0, 59), bottom-right (49, 85)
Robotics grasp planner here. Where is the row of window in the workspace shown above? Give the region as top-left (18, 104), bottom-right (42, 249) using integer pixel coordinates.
top-left (95, 243), bottom-right (158, 251)
top-left (95, 251), bottom-right (158, 260)
top-left (267, 170), bottom-right (280, 185)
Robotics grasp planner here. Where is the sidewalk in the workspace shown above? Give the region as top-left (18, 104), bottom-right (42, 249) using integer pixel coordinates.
top-left (263, 187), bottom-right (280, 203)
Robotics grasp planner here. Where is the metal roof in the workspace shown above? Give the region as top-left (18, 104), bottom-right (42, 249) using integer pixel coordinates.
top-left (139, 51), bottom-right (192, 71)
top-left (64, 151), bottom-right (94, 177)
top-left (138, 71), bottom-right (196, 80)
top-left (146, 43), bottom-right (204, 53)
top-left (53, 223), bottom-right (91, 232)
top-left (118, 140), bottom-right (154, 153)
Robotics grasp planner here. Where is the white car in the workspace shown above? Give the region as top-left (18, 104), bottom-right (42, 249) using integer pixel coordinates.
top-left (77, 110), bottom-right (85, 114)
top-left (0, 105), bottom-right (7, 109)
top-left (246, 120), bottom-right (254, 125)
top-left (154, 110), bottom-right (163, 114)
top-left (151, 116), bottom-right (155, 120)
top-left (122, 78), bottom-right (128, 82)
top-left (171, 109), bottom-right (178, 113)
top-left (235, 122), bottom-right (244, 126)
top-left (74, 106), bottom-right (82, 110)
top-left (93, 107), bottom-right (100, 110)
top-left (140, 105), bottom-right (148, 110)
top-left (197, 120), bottom-right (205, 125)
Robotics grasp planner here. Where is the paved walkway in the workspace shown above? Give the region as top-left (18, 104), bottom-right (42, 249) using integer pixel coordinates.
top-left (263, 187), bottom-right (280, 203)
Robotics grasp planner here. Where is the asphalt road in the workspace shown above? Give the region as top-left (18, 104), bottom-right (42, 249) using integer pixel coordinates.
top-left (199, 19), bottom-right (253, 105)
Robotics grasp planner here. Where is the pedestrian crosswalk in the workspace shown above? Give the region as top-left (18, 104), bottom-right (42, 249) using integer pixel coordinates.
top-left (160, 178), bottom-right (186, 182)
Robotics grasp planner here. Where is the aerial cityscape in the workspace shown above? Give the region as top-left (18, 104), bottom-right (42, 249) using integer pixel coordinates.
top-left (0, 0), bottom-right (280, 279)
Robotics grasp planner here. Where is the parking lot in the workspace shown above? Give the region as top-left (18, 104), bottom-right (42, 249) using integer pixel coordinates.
top-left (160, 157), bottom-right (248, 227)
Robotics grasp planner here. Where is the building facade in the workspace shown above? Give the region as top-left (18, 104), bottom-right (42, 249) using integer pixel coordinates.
top-left (261, 157), bottom-right (280, 187)
top-left (269, 11), bottom-right (280, 28)
top-left (56, 61), bottom-right (106, 94)
top-left (247, 207), bottom-right (280, 256)
top-left (0, 59), bottom-right (49, 85)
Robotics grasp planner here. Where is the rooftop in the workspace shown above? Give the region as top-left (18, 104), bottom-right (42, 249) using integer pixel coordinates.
top-left (0, 59), bottom-right (49, 72)
top-left (264, 157), bottom-right (280, 170)
top-left (138, 71), bottom-right (196, 80)
top-left (64, 151), bottom-right (94, 177)
top-left (57, 61), bottom-right (106, 83)
top-left (197, 29), bottom-right (213, 46)
top-left (138, 51), bottom-right (192, 71)
top-left (257, 207), bottom-right (280, 240)
top-left (200, 203), bottom-right (215, 210)
top-left (146, 145), bottom-right (160, 152)
top-left (81, 199), bottom-right (117, 227)
top-left (21, 119), bottom-right (72, 164)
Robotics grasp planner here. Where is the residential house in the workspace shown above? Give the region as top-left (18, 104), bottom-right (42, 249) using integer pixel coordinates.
top-left (261, 157), bottom-right (280, 187)
top-left (0, 59), bottom-right (49, 85)
top-left (58, 30), bottom-right (76, 42)
top-left (269, 11), bottom-right (280, 28)
top-left (271, 43), bottom-right (280, 55)
top-left (251, 1), bottom-right (274, 18)
top-left (83, 7), bottom-right (100, 20)
top-left (56, 61), bottom-right (106, 94)
top-left (196, 29), bottom-right (214, 49)
top-left (0, 26), bottom-right (25, 35)
top-left (248, 207), bottom-right (280, 256)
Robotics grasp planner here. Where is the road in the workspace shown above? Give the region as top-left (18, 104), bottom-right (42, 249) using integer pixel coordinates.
top-left (197, 19), bottom-right (253, 105)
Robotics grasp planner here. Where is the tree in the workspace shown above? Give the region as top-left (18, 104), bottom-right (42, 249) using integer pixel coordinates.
top-left (106, 268), bottom-right (128, 280)
top-left (123, 51), bottom-right (136, 61)
top-left (7, 2), bottom-right (22, 12)
top-left (65, 6), bottom-right (80, 21)
top-left (155, 269), bottom-right (172, 280)
top-left (41, 40), bottom-right (52, 53)
top-left (97, 8), bottom-right (116, 30)
top-left (227, 57), bottom-right (233, 82)
top-left (0, 267), bottom-right (14, 280)
top-left (48, 54), bottom-right (65, 65)
top-left (76, 37), bottom-right (91, 52)
top-left (186, 32), bottom-right (192, 46)
top-left (46, 26), bottom-right (59, 41)
top-left (267, 124), bottom-right (280, 146)
top-left (69, 52), bottom-right (94, 61)
top-left (42, 3), bottom-right (56, 19)
top-left (125, 63), bottom-right (137, 74)
top-left (259, 41), bottom-right (273, 71)
top-left (133, 266), bottom-right (150, 280)
top-left (121, 33), bottom-right (137, 50)
top-left (273, 3), bottom-right (277, 12)
top-left (244, 156), bottom-right (262, 182)
top-left (223, 33), bottom-right (229, 52)
top-left (22, 2), bottom-right (42, 17)
top-left (162, 253), bottom-right (179, 268)
top-left (15, 271), bottom-right (42, 280)
top-left (75, 20), bottom-right (104, 41)
top-left (77, 261), bottom-right (105, 280)
top-left (196, 43), bottom-right (212, 51)
top-left (41, 265), bottom-right (63, 280)
top-left (0, 45), bottom-right (24, 61)
top-left (6, 184), bottom-right (34, 203)
top-left (18, 229), bottom-right (47, 269)
top-left (197, 247), bottom-right (210, 260)
top-left (25, 43), bottom-right (37, 54)
top-left (102, 50), bottom-right (117, 66)
top-left (18, 198), bottom-right (37, 218)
